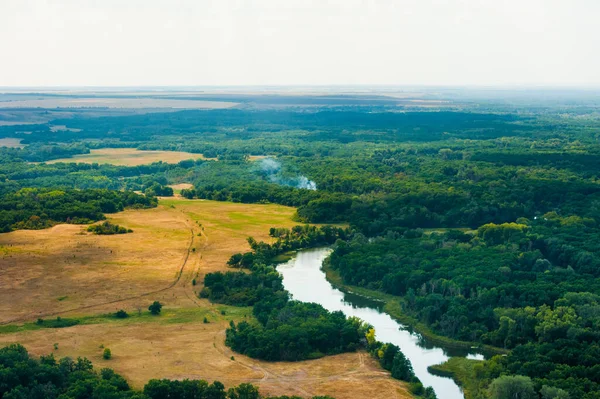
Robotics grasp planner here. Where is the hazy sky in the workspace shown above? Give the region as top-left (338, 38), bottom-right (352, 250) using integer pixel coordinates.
top-left (1, 0), bottom-right (599, 87)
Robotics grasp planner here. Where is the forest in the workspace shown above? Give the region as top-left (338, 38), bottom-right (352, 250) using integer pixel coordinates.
top-left (2, 96), bottom-right (600, 398)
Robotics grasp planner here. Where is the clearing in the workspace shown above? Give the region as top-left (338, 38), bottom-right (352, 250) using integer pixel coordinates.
top-left (0, 199), bottom-right (411, 399)
top-left (0, 138), bottom-right (24, 147)
top-left (47, 148), bottom-right (213, 166)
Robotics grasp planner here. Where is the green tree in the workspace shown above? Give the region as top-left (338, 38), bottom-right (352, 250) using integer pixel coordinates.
top-left (103, 348), bottom-right (112, 360)
top-left (540, 385), bottom-right (570, 399)
top-left (148, 301), bottom-right (163, 315)
top-left (227, 382), bottom-right (260, 399)
top-left (391, 351), bottom-right (414, 381)
top-left (489, 375), bottom-right (536, 399)
top-left (115, 310), bottom-right (129, 318)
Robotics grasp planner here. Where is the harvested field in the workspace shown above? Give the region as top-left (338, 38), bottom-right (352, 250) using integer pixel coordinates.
top-left (47, 148), bottom-right (212, 166)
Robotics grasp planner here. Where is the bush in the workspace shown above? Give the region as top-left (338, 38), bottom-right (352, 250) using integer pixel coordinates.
top-left (103, 348), bottom-right (112, 360)
top-left (88, 221), bottom-right (132, 235)
top-left (115, 310), bottom-right (129, 318)
top-left (148, 301), bottom-right (163, 315)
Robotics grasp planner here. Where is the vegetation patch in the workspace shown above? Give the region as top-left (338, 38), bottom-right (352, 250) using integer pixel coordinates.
top-left (35, 317), bottom-right (80, 328)
top-left (428, 357), bottom-right (483, 399)
top-left (88, 221), bottom-right (133, 235)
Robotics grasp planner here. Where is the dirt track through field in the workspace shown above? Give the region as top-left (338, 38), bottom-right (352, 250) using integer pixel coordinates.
top-left (0, 224), bottom-right (196, 326)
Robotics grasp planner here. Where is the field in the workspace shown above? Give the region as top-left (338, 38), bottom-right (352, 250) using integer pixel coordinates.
top-left (0, 138), bottom-right (23, 147)
top-left (47, 148), bottom-right (213, 166)
top-left (0, 199), bottom-right (411, 399)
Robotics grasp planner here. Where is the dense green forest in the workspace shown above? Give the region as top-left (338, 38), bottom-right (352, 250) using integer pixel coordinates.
top-left (3, 96), bottom-right (600, 398)
top-left (0, 344), bottom-right (331, 399)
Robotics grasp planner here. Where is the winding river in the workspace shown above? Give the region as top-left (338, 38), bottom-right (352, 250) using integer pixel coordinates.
top-left (278, 248), bottom-right (484, 399)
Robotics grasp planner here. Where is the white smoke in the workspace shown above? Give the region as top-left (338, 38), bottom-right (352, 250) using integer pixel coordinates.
top-left (258, 157), bottom-right (317, 190)
top-left (297, 176), bottom-right (317, 190)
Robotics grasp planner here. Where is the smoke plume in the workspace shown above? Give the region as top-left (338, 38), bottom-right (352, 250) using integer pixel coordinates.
top-left (258, 157), bottom-right (317, 190)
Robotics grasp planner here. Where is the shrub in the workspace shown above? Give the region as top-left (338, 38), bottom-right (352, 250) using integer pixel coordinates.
top-left (148, 301), bottom-right (163, 315)
top-left (115, 310), bottom-right (129, 318)
top-left (88, 221), bottom-right (132, 235)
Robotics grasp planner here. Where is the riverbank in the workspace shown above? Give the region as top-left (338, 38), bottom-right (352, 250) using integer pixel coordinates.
top-left (428, 357), bottom-right (482, 399)
top-left (322, 261), bottom-right (507, 357)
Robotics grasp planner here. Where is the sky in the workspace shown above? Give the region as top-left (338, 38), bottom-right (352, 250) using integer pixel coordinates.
top-left (1, 0), bottom-right (599, 87)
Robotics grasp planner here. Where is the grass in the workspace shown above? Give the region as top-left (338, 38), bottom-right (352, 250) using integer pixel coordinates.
top-left (0, 305), bottom-right (251, 335)
top-left (428, 357), bottom-right (484, 399)
top-left (323, 263), bottom-right (507, 356)
top-left (46, 148), bottom-right (214, 166)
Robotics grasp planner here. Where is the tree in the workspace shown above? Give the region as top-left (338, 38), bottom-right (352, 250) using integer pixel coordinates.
top-left (391, 351), bottom-right (414, 382)
top-left (148, 301), bottom-right (163, 315)
top-left (103, 348), bottom-right (112, 360)
top-left (540, 386), bottom-right (569, 399)
top-left (115, 310), bottom-right (128, 318)
top-left (489, 375), bottom-right (536, 399)
top-left (227, 383), bottom-right (260, 399)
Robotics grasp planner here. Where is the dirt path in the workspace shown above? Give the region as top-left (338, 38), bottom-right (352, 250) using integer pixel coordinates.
top-left (0, 223), bottom-right (196, 326)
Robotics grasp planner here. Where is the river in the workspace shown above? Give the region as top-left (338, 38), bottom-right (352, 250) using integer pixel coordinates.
top-left (277, 247), bottom-right (484, 399)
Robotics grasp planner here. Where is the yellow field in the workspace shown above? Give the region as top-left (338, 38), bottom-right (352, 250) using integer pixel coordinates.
top-left (0, 199), bottom-right (411, 399)
top-left (47, 148), bottom-right (214, 166)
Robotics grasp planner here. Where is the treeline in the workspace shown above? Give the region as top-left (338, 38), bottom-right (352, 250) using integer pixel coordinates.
top-left (366, 330), bottom-right (436, 399)
top-left (0, 344), bottom-right (332, 399)
top-left (328, 215), bottom-right (600, 397)
top-left (0, 188), bottom-right (156, 232)
top-left (0, 143), bottom-right (90, 162)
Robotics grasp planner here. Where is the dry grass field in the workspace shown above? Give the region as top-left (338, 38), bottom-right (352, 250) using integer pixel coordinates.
top-left (47, 148), bottom-right (213, 166)
top-left (0, 206), bottom-right (192, 323)
top-left (0, 199), bottom-right (412, 399)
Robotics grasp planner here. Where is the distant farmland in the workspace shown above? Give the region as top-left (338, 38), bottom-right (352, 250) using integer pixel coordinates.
top-left (0, 97), bottom-right (238, 109)
top-left (47, 148), bottom-right (212, 166)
